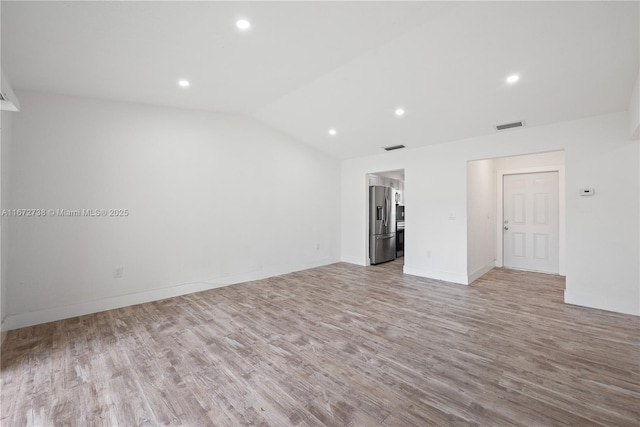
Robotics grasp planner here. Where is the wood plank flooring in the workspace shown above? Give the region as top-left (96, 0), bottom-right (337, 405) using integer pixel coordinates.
top-left (1, 261), bottom-right (639, 426)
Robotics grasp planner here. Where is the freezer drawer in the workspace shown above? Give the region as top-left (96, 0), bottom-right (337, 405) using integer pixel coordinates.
top-left (370, 233), bottom-right (396, 265)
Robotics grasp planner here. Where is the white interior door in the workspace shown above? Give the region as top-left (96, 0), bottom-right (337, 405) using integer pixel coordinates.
top-left (503, 172), bottom-right (559, 274)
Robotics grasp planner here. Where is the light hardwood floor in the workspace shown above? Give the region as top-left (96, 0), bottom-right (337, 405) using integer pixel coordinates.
top-left (1, 261), bottom-right (639, 426)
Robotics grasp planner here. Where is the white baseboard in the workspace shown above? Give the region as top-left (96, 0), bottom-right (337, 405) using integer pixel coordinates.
top-left (467, 261), bottom-right (496, 284)
top-left (3, 281), bottom-right (232, 331)
top-left (403, 265), bottom-right (468, 285)
top-left (2, 257), bottom-right (339, 331)
top-left (564, 290), bottom-right (639, 316)
top-left (341, 255), bottom-right (367, 266)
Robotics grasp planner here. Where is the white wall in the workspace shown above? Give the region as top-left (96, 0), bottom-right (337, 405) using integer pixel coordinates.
top-left (0, 110), bottom-right (14, 332)
top-left (629, 70), bottom-right (639, 140)
top-left (494, 151), bottom-right (565, 171)
top-left (4, 91), bottom-right (341, 329)
top-left (342, 112), bottom-right (639, 315)
top-left (466, 158), bottom-right (496, 282)
top-left (633, 69), bottom-right (640, 312)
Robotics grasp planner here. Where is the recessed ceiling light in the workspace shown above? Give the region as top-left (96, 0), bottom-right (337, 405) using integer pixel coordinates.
top-left (328, 128), bottom-right (337, 136)
top-left (395, 108), bottom-right (405, 117)
top-left (506, 74), bottom-right (520, 84)
top-left (236, 19), bottom-right (251, 30)
top-left (178, 79), bottom-right (190, 88)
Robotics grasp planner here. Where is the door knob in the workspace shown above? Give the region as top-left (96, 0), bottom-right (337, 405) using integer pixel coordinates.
top-left (504, 226), bottom-right (509, 231)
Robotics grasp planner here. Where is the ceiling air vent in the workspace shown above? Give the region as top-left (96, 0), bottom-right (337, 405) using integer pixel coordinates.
top-left (383, 144), bottom-right (406, 151)
top-left (496, 120), bottom-right (525, 131)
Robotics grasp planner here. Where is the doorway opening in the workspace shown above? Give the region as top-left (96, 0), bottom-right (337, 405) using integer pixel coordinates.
top-left (366, 169), bottom-right (405, 267)
top-left (466, 151), bottom-right (565, 281)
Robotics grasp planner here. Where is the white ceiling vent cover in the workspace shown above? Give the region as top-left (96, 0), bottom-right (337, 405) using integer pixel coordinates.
top-left (383, 144), bottom-right (406, 151)
top-left (496, 120), bottom-right (525, 131)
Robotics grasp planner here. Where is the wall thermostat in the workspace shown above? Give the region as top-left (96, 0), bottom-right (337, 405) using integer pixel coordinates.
top-left (579, 188), bottom-right (595, 196)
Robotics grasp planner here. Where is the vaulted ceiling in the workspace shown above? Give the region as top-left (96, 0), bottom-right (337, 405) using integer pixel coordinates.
top-left (2, 1), bottom-right (638, 159)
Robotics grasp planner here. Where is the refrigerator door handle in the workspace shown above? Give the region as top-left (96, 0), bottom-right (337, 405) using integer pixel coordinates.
top-left (384, 194), bottom-right (389, 227)
top-left (385, 194), bottom-right (391, 227)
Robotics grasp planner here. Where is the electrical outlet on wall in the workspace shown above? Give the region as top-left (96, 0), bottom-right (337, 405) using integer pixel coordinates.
top-left (113, 267), bottom-right (124, 279)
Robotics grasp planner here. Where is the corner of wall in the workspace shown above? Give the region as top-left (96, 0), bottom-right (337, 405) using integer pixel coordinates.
top-left (0, 109), bottom-right (13, 336)
top-left (467, 261), bottom-right (495, 284)
top-left (0, 69), bottom-right (20, 112)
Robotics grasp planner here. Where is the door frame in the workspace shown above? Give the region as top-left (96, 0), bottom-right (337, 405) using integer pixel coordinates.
top-left (496, 165), bottom-right (566, 276)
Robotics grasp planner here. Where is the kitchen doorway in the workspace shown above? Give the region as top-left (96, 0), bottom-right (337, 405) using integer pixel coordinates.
top-left (366, 169), bottom-right (405, 266)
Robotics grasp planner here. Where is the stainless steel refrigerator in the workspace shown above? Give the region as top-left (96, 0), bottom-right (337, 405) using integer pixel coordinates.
top-left (369, 186), bottom-right (396, 264)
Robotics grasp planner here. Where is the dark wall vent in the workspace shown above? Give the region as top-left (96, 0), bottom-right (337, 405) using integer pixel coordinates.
top-left (496, 121), bottom-right (525, 131)
top-left (383, 144), bottom-right (406, 151)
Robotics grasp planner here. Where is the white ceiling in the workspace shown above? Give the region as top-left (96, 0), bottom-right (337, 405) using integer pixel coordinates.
top-left (2, 1), bottom-right (638, 159)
